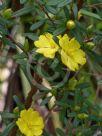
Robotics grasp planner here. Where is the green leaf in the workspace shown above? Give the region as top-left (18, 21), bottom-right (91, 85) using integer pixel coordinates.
top-left (20, 0), bottom-right (27, 4)
top-left (63, 6), bottom-right (70, 19)
top-left (53, 26), bottom-right (66, 36)
top-left (72, 3), bottom-right (78, 19)
top-left (22, 33), bottom-right (38, 40)
top-left (47, 0), bottom-right (62, 6)
top-left (0, 24), bottom-right (8, 34)
top-left (13, 6), bottom-right (34, 17)
top-left (76, 82), bottom-right (89, 90)
top-left (0, 112), bottom-right (17, 119)
top-left (2, 37), bottom-right (16, 48)
top-left (30, 20), bottom-right (45, 31)
top-left (23, 39), bottom-right (29, 51)
top-left (80, 9), bottom-right (102, 20)
top-left (58, 0), bottom-right (72, 8)
top-left (56, 101), bottom-right (68, 108)
top-left (56, 128), bottom-right (65, 136)
top-left (40, 96), bottom-right (52, 105)
top-left (46, 6), bottom-right (57, 14)
top-left (43, 130), bottom-right (53, 136)
top-left (0, 122), bottom-right (15, 136)
top-left (13, 52), bottom-right (27, 60)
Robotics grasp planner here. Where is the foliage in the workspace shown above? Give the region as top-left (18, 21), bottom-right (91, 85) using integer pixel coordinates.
top-left (0, 0), bottom-right (102, 136)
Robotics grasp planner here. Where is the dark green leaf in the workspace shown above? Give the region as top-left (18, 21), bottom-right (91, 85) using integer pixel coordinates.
top-left (30, 20), bottom-right (45, 31)
top-left (80, 9), bottom-right (102, 20)
top-left (13, 6), bottom-right (34, 17)
top-left (2, 37), bottom-right (16, 48)
top-left (0, 122), bottom-right (15, 136)
top-left (47, 0), bottom-right (62, 6)
top-left (53, 26), bottom-right (66, 36)
top-left (22, 33), bottom-right (38, 40)
top-left (56, 128), bottom-right (65, 136)
top-left (46, 6), bottom-right (57, 14)
top-left (13, 52), bottom-right (27, 60)
top-left (58, 0), bottom-right (72, 8)
top-left (0, 25), bottom-right (8, 34)
top-left (0, 112), bottom-right (17, 119)
top-left (76, 82), bottom-right (89, 90)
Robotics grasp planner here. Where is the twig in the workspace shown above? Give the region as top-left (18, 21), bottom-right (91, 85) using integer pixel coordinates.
top-left (84, 38), bottom-right (93, 43)
top-left (34, 0), bottom-right (56, 28)
top-left (6, 35), bottom-right (28, 56)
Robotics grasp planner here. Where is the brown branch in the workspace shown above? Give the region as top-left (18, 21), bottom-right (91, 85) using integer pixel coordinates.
top-left (77, 0), bottom-right (84, 10)
top-left (25, 73), bottom-right (42, 109)
top-left (9, 126), bottom-right (18, 136)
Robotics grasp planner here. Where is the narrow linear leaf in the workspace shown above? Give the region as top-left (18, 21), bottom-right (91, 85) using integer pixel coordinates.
top-left (58, 0), bottom-right (72, 8)
top-left (80, 9), bottom-right (102, 20)
top-left (56, 128), bottom-right (65, 136)
top-left (0, 122), bottom-right (15, 136)
top-left (0, 112), bottom-right (17, 119)
top-left (30, 20), bottom-right (45, 31)
top-left (46, 6), bottom-right (57, 15)
top-left (23, 33), bottom-right (38, 40)
top-left (47, 0), bottom-right (62, 6)
top-left (13, 6), bottom-right (34, 17)
top-left (53, 26), bottom-right (66, 36)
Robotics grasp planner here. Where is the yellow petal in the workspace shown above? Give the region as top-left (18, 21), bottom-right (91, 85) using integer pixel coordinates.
top-left (34, 35), bottom-right (51, 48)
top-left (16, 108), bottom-right (44, 136)
top-left (36, 48), bottom-right (57, 58)
top-left (69, 38), bottom-right (80, 51)
top-left (61, 50), bottom-right (79, 71)
top-left (71, 49), bottom-right (86, 65)
top-left (59, 34), bottom-right (70, 52)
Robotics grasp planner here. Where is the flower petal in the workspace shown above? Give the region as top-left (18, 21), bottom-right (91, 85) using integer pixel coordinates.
top-left (61, 50), bottom-right (79, 71)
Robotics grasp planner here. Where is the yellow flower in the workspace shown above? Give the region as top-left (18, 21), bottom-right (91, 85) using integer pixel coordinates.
top-left (59, 34), bottom-right (86, 71)
top-left (34, 33), bottom-right (59, 58)
top-left (16, 108), bottom-right (44, 136)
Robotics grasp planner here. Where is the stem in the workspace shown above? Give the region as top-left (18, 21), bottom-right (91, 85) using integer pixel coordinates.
top-left (35, 0), bottom-right (56, 28)
top-left (6, 35), bottom-right (28, 56)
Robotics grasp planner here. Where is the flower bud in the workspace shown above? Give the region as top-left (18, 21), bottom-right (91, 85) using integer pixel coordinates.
top-left (2, 8), bottom-right (13, 19)
top-left (76, 132), bottom-right (82, 136)
top-left (66, 20), bottom-right (76, 30)
top-left (13, 107), bottom-right (19, 113)
top-left (77, 113), bottom-right (88, 119)
top-left (74, 106), bottom-right (80, 112)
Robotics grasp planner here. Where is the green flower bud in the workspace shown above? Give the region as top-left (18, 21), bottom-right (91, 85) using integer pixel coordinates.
top-left (13, 107), bottom-right (19, 113)
top-left (96, 22), bottom-right (102, 30)
top-left (77, 113), bottom-right (88, 119)
top-left (24, 39), bottom-right (29, 52)
top-left (76, 132), bottom-right (82, 136)
top-left (66, 20), bottom-right (76, 30)
top-left (68, 77), bottom-right (77, 91)
top-left (2, 8), bottom-right (13, 19)
top-left (74, 106), bottom-right (80, 112)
